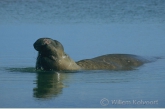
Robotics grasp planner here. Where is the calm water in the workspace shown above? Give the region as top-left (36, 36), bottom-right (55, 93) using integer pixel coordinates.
top-left (0, 0), bottom-right (165, 108)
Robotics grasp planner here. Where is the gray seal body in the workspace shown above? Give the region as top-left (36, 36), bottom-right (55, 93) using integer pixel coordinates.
top-left (33, 38), bottom-right (148, 71)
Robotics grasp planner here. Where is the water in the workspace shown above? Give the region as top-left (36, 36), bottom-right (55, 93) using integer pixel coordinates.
top-left (0, 0), bottom-right (165, 108)
top-left (0, 0), bottom-right (165, 24)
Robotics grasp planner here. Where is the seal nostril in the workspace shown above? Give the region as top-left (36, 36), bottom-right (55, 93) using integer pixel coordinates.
top-left (43, 39), bottom-right (51, 45)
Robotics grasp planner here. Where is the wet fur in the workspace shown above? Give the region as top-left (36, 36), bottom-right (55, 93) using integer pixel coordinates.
top-left (34, 38), bottom-right (148, 71)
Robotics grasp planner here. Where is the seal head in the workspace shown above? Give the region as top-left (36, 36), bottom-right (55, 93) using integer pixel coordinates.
top-left (33, 38), bottom-right (80, 71)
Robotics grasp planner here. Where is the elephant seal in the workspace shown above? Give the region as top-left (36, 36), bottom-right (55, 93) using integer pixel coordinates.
top-left (33, 38), bottom-right (148, 71)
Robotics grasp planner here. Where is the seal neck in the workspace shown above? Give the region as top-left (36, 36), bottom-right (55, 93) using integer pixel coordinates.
top-left (57, 54), bottom-right (81, 71)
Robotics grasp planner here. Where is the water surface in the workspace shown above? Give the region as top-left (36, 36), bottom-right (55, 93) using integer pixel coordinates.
top-left (0, 0), bottom-right (165, 108)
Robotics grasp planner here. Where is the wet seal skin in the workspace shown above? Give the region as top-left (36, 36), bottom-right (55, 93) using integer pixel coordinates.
top-left (33, 38), bottom-right (149, 71)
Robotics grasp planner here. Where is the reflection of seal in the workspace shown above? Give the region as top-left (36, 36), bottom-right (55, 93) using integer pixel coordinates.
top-left (33, 72), bottom-right (67, 99)
top-left (33, 38), bottom-right (148, 71)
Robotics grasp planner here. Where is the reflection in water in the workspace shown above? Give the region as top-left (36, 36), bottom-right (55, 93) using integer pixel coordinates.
top-left (33, 72), bottom-right (68, 99)
top-left (6, 67), bottom-right (70, 99)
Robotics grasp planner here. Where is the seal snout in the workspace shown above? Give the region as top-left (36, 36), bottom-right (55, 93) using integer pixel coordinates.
top-left (33, 38), bottom-right (51, 51)
top-left (42, 39), bottom-right (51, 45)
